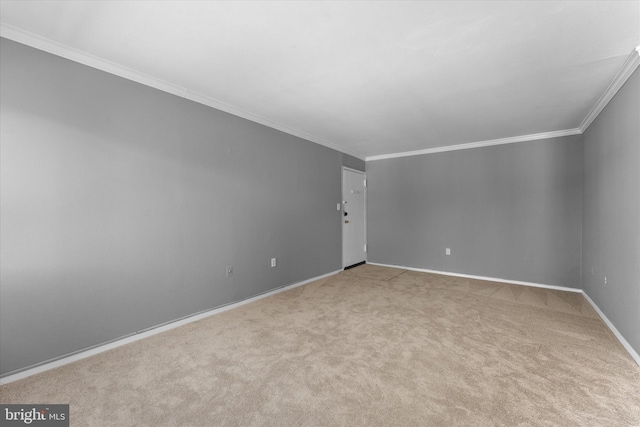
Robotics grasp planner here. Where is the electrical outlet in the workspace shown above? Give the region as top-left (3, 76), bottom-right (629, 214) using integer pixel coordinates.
top-left (604, 276), bottom-right (607, 285)
top-left (226, 266), bottom-right (233, 277)
top-left (445, 248), bottom-right (451, 256)
top-left (271, 258), bottom-right (277, 268)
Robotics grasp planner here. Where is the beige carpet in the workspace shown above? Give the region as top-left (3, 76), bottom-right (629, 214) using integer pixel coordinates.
top-left (1, 265), bottom-right (639, 426)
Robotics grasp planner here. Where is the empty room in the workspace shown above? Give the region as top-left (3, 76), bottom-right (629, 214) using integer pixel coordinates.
top-left (1, 1), bottom-right (639, 425)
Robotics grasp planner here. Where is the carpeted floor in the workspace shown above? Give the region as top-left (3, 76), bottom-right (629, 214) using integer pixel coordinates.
top-left (1, 265), bottom-right (639, 426)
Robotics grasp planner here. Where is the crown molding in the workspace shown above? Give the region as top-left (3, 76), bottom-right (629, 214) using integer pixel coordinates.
top-left (579, 46), bottom-right (640, 133)
top-left (0, 24), bottom-right (188, 97)
top-left (366, 45), bottom-right (639, 162)
top-left (366, 128), bottom-right (582, 161)
top-left (182, 91), bottom-right (364, 159)
top-left (2, 22), bottom-right (636, 163)
top-left (0, 24), bottom-right (366, 161)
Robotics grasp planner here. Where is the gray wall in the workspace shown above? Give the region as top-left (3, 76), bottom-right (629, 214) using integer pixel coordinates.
top-left (367, 135), bottom-right (584, 288)
top-left (341, 153), bottom-right (366, 172)
top-left (583, 68), bottom-right (640, 354)
top-left (0, 38), bottom-right (359, 375)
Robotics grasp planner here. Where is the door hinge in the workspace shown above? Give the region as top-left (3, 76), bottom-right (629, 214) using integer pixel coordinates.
top-left (363, 179), bottom-right (367, 187)
top-left (364, 244), bottom-right (367, 252)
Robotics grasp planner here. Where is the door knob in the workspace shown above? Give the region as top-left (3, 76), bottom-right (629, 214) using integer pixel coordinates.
top-left (344, 212), bottom-right (348, 216)
top-left (344, 220), bottom-right (349, 224)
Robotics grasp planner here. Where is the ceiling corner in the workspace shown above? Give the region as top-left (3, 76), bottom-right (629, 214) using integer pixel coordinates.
top-left (578, 47), bottom-right (640, 133)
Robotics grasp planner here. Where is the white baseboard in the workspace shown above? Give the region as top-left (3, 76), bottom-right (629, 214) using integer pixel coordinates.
top-left (0, 270), bottom-right (340, 385)
top-left (368, 262), bottom-right (582, 293)
top-left (369, 262), bottom-right (640, 367)
top-left (581, 291), bottom-right (640, 367)
top-left (3, 266), bottom-right (637, 384)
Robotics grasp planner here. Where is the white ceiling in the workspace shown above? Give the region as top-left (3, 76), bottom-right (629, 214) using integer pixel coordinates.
top-left (1, 1), bottom-right (639, 159)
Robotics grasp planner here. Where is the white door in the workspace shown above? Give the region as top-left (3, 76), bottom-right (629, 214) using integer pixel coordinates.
top-left (342, 168), bottom-right (366, 268)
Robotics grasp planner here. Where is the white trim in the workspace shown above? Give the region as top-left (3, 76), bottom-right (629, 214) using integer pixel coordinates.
top-left (341, 166), bottom-right (366, 174)
top-left (366, 129), bottom-right (581, 161)
top-left (368, 262), bottom-right (582, 293)
top-left (3, 26), bottom-right (638, 163)
top-left (0, 24), bottom-right (189, 98)
top-left (0, 24), bottom-right (366, 161)
top-left (365, 46), bottom-right (640, 161)
top-left (370, 262), bottom-right (640, 367)
top-left (0, 269), bottom-right (340, 385)
top-left (3, 24), bottom-right (637, 163)
top-left (581, 291), bottom-right (640, 367)
top-left (579, 46), bottom-right (640, 133)
top-left (2, 265), bottom-right (638, 382)
top-left (341, 167), bottom-right (367, 268)
top-left (183, 91), bottom-right (364, 160)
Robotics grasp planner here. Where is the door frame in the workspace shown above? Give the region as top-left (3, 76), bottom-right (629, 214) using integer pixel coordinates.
top-left (342, 166), bottom-right (367, 268)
